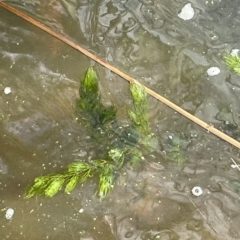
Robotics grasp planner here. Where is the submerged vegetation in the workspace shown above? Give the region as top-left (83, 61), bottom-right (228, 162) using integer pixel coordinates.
top-left (25, 67), bottom-right (158, 199)
top-left (223, 52), bottom-right (240, 75)
top-left (76, 67), bottom-right (117, 127)
top-left (165, 134), bottom-right (188, 165)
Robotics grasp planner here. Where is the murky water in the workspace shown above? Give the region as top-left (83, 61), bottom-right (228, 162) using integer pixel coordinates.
top-left (1, 1), bottom-right (240, 239)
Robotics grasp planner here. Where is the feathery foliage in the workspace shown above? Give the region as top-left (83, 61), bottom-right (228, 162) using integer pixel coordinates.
top-left (24, 67), bottom-right (157, 199)
top-left (76, 67), bottom-right (116, 126)
top-left (165, 134), bottom-right (188, 165)
top-left (223, 52), bottom-right (240, 75)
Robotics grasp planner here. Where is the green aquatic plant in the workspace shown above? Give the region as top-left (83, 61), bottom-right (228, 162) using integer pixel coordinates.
top-left (223, 52), bottom-right (240, 75)
top-left (165, 134), bottom-right (189, 165)
top-left (128, 82), bottom-right (158, 154)
top-left (128, 83), bottom-right (150, 136)
top-left (25, 67), bottom-right (157, 199)
top-left (25, 160), bottom-right (115, 199)
top-left (76, 67), bottom-right (117, 127)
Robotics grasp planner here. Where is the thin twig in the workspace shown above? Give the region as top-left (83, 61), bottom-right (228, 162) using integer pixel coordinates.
top-left (1, 2), bottom-right (240, 149)
top-left (189, 199), bottom-right (218, 234)
top-left (231, 158), bottom-right (240, 171)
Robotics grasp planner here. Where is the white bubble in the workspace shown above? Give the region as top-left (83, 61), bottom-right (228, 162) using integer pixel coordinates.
top-left (207, 67), bottom-right (220, 76)
top-left (192, 186), bottom-right (203, 196)
top-left (178, 3), bottom-right (194, 20)
top-left (4, 87), bottom-right (11, 95)
top-left (5, 208), bottom-right (14, 220)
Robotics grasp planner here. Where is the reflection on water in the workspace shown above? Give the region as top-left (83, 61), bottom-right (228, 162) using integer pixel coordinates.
top-left (1, 1), bottom-right (240, 239)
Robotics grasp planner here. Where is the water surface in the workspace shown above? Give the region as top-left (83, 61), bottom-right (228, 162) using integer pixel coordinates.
top-left (1, 1), bottom-right (240, 239)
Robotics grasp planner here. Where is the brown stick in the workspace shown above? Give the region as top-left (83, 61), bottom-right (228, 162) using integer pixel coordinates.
top-left (1, 2), bottom-right (240, 149)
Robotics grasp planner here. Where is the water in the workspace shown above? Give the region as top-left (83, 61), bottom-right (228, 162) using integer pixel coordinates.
top-left (1, 1), bottom-right (240, 239)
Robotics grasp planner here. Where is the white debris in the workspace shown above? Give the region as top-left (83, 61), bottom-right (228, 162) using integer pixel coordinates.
top-left (178, 3), bottom-right (195, 20)
top-left (207, 67), bottom-right (220, 76)
top-left (192, 186), bottom-right (203, 196)
top-left (4, 87), bottom-right (11, 95)
top-left (231, 158), bottom-right (240, 171)
top-left (5, 208), bottom-right (14, 220)
top-left (231, 164), bottom-right (239, 169)
top-left (231, 49), bottom-right (240, 56)
top-left (79, 208), bottom-right (84, 213)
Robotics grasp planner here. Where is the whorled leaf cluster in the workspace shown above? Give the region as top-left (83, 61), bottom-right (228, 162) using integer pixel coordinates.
top-left (223, 52), bottom-right (240, 75)
top-left (76, 67), bottom-right (116, 126)
top-left (24, 67), bottom-right (157, 199)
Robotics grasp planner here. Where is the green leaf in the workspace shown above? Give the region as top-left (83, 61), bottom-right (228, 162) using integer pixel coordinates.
top-left (24, 175), bottom-right (53, 198)
top-left (76, 67), bottom-right (117, 127)
top-left (92, 159), bottom-right (108, 169)
top-left (139, 134), bottom-right (159, 154)
top-left (66, 161), bottom-right (91, 185)
top-left (24, 163), bottom-right (92, 198)
top-left (223, 52), bottom-right (240, 75)
top-left (65, 175), bottom-right (79, 193)
top-left (128, 147), bottom-right (143, 165)
top-left (128, 82), bottom-right (151, 136)
top-left (130, 82), bottom-right (147, 104)
top-left (79, 67), bottom-right (99, 101)
top-left (44, 175), bottom-right (65, 197)
top-left (67, 162), bottom-right (90, 173)
top-left (165, 134), bottom-right (188, 165)
top-left (98, 163), bottom-right (114, 199)
top-left (108, 148), bottom-right (124, 167)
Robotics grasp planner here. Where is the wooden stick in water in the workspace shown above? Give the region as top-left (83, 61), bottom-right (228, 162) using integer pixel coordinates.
top-left (1, 2), bottom-right (240, 149)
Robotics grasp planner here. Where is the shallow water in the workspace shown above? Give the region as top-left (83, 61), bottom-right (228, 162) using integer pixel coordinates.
top-left (1, 1), bottom-right (240, 239)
